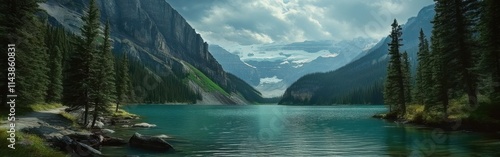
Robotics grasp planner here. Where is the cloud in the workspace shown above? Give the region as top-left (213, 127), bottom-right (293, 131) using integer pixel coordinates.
top-left (165, 0), bottom-right (434, 48)
top-left (259, 76), bottom-right (283, 84)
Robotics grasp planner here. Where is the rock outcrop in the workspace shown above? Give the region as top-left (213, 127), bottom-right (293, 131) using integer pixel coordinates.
top-left (129, 132), bottom-right (174, 152)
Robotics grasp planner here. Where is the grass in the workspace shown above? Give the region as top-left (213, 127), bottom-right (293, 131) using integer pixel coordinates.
top-left (401, 94), bottom-right (499, 127)
top-left (30, 103), bottom-right (64, 112)
top-left (185, 62), bottom-right (229, 96)
top-left (59, 111), bottom-right (78, 127)
top-left (404, 104), bottom-right (425, 123)
top-left (0, 129), bottom-right (66, 157)
top-left (112, 109), bottom-right (137, 118)
top-left (109, 103), bottom-right (138, 119)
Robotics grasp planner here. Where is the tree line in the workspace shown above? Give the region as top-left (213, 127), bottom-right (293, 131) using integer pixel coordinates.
top-left (384, 0), bottom-right (500, 121)
top-left (0, 0), bottom-right (133, 128)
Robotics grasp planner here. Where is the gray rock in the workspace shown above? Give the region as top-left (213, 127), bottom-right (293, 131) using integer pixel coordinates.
top-left (129, 132), bottom-right (174, 152)
top-left (133, 123), bottom-right (156, 128)
top-left (102, 137), bottom-right (127, 146)
top-left (102, 128), bottom-right (115, 134)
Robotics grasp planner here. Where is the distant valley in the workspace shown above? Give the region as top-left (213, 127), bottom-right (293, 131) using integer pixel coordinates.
top-left (209, 38), bottom-right (378, 97)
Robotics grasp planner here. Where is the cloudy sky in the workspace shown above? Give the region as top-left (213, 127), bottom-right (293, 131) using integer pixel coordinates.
top-left (165, 0), bottom-right (434, 48)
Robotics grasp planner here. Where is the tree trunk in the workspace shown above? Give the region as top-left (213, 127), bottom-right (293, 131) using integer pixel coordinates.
top-left (84, 103), bottom-right (89, 127)
top-left (91, 102), bottom-right (99, 128)
top-left (115, 102), bottom-right (120, 112)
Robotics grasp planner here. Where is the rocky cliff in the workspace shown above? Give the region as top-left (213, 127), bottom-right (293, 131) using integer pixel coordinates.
top-left (41, 0), bottom-right (260, 104)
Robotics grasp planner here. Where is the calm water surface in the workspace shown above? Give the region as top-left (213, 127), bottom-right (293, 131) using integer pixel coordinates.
top-left (102, 105), bottom-right (500, 156)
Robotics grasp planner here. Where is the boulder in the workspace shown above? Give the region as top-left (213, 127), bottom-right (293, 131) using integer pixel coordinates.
top-left (129, 132), bottom-right (174, 151)
top-left (66, 132), bottom-right (92, 141)
top-left (54, 135), bottom-right (102, 157)
top-left (102, 137), bottom-right (127, 146)
top-left (112, 119), bottom-right (131, 124)
top-left (133, 122), bottom-right (156, 128)
top-left (101, 129), bottom-right (115, 134)
top-left (85, 121), bottom-right (105, 128)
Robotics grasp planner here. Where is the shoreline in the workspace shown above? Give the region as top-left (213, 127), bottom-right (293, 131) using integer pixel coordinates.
top-left (372, 113), bottom-right (500, 133)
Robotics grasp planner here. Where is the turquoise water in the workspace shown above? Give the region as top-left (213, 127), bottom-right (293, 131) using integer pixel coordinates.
top-left (102, 105), bottom-right (500, 156)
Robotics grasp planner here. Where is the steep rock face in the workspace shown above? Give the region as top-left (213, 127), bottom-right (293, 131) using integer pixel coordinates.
top-left (101, 0), bottom-right (227, 88)
top-left (42, 0), bottom-right (256, 104)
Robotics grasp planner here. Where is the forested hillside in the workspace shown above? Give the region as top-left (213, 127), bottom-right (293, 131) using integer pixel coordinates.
top-left (279, 5), bottom-right (435, 105)
top-left (0, 0), bottom-right (265, 124)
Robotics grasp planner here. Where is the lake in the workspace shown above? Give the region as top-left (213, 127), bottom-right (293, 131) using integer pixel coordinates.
top-left (102, 105), bottom-right (500, 156)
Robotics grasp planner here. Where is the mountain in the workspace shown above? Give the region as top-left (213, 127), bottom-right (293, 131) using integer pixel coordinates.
top-left (209, 38), bottom-right (377, 97)
top-left (279, 4), bottom-right (435, 105)
top-left (208, 45), bottom-right (260, 86)
top-left (40, 0), bottom-right (262, 104)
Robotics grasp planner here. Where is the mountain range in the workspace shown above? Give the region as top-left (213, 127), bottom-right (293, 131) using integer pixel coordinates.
top-left (209, 38), bottom-right (378, 97)
top-left (279, 4), bottom-right (435, 105)
top-left (40, 0), bottom-right (262, 104)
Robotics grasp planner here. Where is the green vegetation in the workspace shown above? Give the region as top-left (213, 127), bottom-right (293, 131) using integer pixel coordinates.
top-left (128, 58), bottom-right (199, 103)
top-left (112, 108), bottom-right (137, 118)
top-left (378, 0), bottom-right (500, 130)
top-left (0, 129), bottom-right (66, 157)
top-left (30, 103), bottom-right (63, 112)
top-left (59, 111), bottom-right (78, 127)
top-left (0, 0), bottom-right (49, 106)
top-left (186, 62), bottom-right (229, 96)
top-left (384, 19), bottom-right (408, 118)
top-left (115, 53), bottom-right (132, 112)
top-left (226, 73), bottom-right (265, 103)
top-left (413, 29), bottom-right (432, 106)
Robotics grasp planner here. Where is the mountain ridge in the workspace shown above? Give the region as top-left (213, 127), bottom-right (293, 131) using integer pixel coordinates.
top-left (279, 4), bottom-right (435, 105)
top-left (209, 38), bottom-right (377, 97)
top-left (41, 0), bottom-right (262, 104)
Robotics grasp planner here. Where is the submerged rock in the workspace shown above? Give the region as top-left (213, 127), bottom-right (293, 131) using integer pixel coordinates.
top-left (133, 122), bottom-right (156, 128)
top-left (129, 132), bottom-right (174, 151)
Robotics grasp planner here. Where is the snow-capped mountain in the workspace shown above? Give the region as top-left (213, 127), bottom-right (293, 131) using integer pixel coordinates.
top-left (209, 38), bottom-right (378, 97)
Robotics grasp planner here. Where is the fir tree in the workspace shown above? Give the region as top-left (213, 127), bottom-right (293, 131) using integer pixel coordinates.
top-left (90, 20), bottom-right (116, 128)
top-left (402, 51), bottom-right (412, 103)
top-left (414, 29), bottom-right (431, 105)
top-left (384, 19), bottom-right (405, 118)
top-left (479, 0), bottom-right (500, 105)
top-left (429, 27), bottom-right (451, 116)
top-left (64, 0), bottom-right (101, 126)
top-left (46, 46), bottom-right (63, 103)
top-left (116, 53), bottom-right (131, 112)
top-left (0, 0), bottom-right (49, 106)
top-left (433, 0), bottom-right (480, 108)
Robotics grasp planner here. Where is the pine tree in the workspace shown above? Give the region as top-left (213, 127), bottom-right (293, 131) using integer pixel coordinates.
top-left (46, 46), bottom-right (63, 103)
top-left (0, 0), bottom-right (49, 106)
top-left (402, 51), bottom-right (412, 104)
top-left (64, 0), bottom-right (101, 126)
top-left (433, 0), bottom-right (480, 108)
top-left (116, 53), bottom-right (131, 112)
top-left (429, 19), bottom-right (451, 116)
top-left (479, 0), bottom-right (500, 105)
top-left (414, 29), bottom-right (431, 105)
top-left (384, 19), bottom-right (405, 118)
top-left (90, 20), bottom-right (116, 128)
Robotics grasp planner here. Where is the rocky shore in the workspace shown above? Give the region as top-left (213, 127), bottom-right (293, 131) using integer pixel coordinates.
top-left (1, 106), bottom-right (175, 156)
